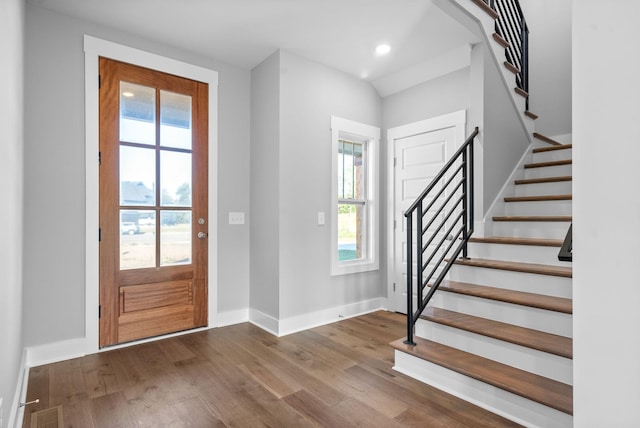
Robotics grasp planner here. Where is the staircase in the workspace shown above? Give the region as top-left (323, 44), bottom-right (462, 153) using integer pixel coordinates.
top-left (391, 138), bottom-right (573, 427)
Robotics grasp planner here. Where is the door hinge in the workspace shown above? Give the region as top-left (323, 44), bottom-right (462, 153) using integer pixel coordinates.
top-left (98, 74), bottom-right (101, 89)
top-left (98, 305), bottom-right (101, 319)
top-left (98, 151), bottom-right (101, 166)
top-left (98, 227), bottom-right (101, 242)
top-left (394, 157), bottom-right (397, 167)
top-left (393, 283), bottom-right (396, 292)
top-left (394, 220), bottom-right (397, 229)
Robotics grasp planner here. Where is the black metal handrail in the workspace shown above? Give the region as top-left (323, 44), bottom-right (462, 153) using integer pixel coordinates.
top-left (485, 0), bottom-right (529, 110)
top-left (404, 127), bottom-right (479, 346)
top-left (558, 224), bottom-right (572, 262)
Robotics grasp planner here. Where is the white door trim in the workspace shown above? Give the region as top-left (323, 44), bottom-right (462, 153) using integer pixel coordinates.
top-left (83, 35), bottom-right (219, 354)
top-left (386, 110), bottom-right (467, 312)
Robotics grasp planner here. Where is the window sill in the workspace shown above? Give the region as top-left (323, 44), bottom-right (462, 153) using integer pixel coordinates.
top-left (331, 260), bottom-right (379, 276)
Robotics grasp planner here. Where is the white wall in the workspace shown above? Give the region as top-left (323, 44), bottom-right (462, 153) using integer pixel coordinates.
top-left (250, 51), bottom-right (281, 319)
top-left (278, 51), bottom-right (384, 320)
top-left (573, 2), bottom-right (640, 426)
top-left (520, 0), bottom-right (572, 136)
top-left (0, 0), bottom-right (24, 424)
top-left (23, 4), bottom-right (251, 348)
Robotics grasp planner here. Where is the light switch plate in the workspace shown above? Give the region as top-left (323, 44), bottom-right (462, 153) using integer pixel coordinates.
top-left (229, 212), bottom-right (245, 225)
top-left (317, 212), bottom-right (325, 226)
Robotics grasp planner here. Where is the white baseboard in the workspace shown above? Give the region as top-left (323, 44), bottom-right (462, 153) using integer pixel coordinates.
top-left (277, 298), bottom-right (384, 336)
top-left (247, 298), bottom-right (385, 337)
top-left (25, 337), bottom-right (87, 368)
top-left (216, 308), bottom-right (249, 327)
top-left (249, 309), bottom-right (280, 336)
top-left (8, 349), bottom-right (27, 428)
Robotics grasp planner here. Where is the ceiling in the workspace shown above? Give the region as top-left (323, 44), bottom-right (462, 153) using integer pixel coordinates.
top-left (27, 0), bottom-right (479, 95)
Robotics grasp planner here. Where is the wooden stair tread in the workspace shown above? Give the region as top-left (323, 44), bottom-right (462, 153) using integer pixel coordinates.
top-left (515, 175), bottom-right (572, 185)
top-left (470, 0), bottom-right (499, 19)
top-left (532, 144), bottom-right (572, 153)
top-left (469, 236), bottom-right (563, 247)
top-left (524, 110), bottom-right (538, 120)
top-left (453, 258), bottom-right (572, 278)
top-left (504, 61), bottom-right (519, 74)
top-left (390, 337), bottom-right (573, 415)
top-left (492, 32), bottom-right (509, 48)
top-left (504, 194), bottom-right (572, 202)
top-left (533, 132), bottom-right (562, 146)
top-left (524, 159), bottom-right (572, 169)
top-left (493, 215), bottom-right (572, 222)
top-left (420, 307), bottom-right (572, 358)
top-left (434, 280), bottom-right (572, 314)
top-left (514, 87), bottom-right (528, 98)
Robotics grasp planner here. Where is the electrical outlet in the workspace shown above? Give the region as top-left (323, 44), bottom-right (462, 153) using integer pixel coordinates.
top-left (229, 212), bottom-right (245, 225)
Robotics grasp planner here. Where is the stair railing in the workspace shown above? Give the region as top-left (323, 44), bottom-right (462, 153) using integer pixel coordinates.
top-left (404, 127), bottom-right (479, 346)
top-left (485, 0), bottom-right (530, 110)
top-left (558, 224), bottom-right (572, 262)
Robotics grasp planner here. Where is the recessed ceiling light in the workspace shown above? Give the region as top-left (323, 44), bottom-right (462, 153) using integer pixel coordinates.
top-left (375, 44), bottom-right (391, 56)
top-left (122, 91), bottom-right (134, 98)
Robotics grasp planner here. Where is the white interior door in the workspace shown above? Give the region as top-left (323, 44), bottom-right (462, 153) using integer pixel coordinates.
top-left (387, 111), bottom-right (466, 314)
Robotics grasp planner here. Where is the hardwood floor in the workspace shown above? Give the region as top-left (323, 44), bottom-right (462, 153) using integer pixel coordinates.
top-left (22, 311), bottom-right (521, 427)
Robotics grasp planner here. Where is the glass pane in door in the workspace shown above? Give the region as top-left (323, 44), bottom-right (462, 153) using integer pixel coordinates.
top-left (120, 210), bottom-right (156, 270)
top-left (160, 150), bottom-right (192, 206)
top-left (160, 210), bottom-right (192, 266)
top-left (120, 82), bottom-right (156, 145)
top-left (119, 145), bottom-right (156, 206)
top-left (160, 90), bottom-right (192, 150)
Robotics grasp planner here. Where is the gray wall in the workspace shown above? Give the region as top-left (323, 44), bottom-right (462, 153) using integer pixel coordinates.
top-left (278, 51), bottom-right (384, 319)
top-left (23, 4), bottom-right (251, 347)
top-left (382, 67), bottom-right (471, 130)
top-left (521, 0), bottom-right (572, 136)
top-left (250, 51), bottom-right (281, 318)
top-left (0, 0), bottom-right (24, 424)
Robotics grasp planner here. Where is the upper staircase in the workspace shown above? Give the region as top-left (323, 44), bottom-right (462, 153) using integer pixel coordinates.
top-left (392, 138), bottom-right (573, 427)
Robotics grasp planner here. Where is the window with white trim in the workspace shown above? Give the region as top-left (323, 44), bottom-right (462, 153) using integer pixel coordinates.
top-left (331, 116), bottom-right (379, 275)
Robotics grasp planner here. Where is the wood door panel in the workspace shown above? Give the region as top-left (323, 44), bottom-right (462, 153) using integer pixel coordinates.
top-left (118, 305), bottom-right (196, 343)
top-left (120, 280), bottom-right (193, 313)
top-left (118, 265), bottom-right (193, 286)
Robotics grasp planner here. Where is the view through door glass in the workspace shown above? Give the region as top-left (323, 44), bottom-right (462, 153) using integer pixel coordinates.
top-left (99, 57), bottom-right (208, 347)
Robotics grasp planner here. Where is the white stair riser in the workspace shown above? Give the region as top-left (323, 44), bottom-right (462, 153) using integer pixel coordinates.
top-left (525, 164), bottom-right (572, 179)
top-left (415, 319), bottom-right (573, 384)
top-left (394, 351), bottom-right (573, 428)
top-left (468, 242), bottom-right (571, 267)
top-left (514, 181), bottom-right (572, 197)
top-left (504, 200), bottom-right (572, 216)
top-left (532, 149), bottom-right (572, 163)
top-left (492, 220), bottom-right (570, 239)
top-left (449, 265), bottom-right (572, 298)
top-left (429, 292), bottom-right (572, 337)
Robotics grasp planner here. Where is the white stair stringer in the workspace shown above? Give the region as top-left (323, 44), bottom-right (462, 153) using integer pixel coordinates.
top-left (393, 350), bottom-right (573, 428)
top-left (415, 318), bottom-right (572, 384)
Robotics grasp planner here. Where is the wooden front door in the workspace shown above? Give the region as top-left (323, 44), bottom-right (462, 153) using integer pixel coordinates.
top-left (99, 57), bottom-right (208, 347)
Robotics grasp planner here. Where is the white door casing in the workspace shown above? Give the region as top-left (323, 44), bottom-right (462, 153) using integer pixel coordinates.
top-left (387, 111), bottom-right (467, 313)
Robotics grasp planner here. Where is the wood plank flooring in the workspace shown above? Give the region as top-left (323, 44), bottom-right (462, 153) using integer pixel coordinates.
top-left (21, 311), bottom-right (521, 427)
